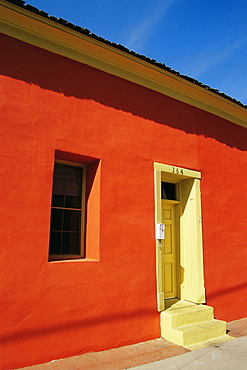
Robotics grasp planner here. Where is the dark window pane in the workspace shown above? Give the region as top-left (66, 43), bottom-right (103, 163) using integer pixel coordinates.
top-left (161, 182), bottom-right (176, 200)
top-left (52, 163), bottom-right (66, 207)
top-left (65, 167), bottom-right (82, 187)
top-left (53, 182), bottom-right (65, 195)
top-left (49, 232), bottom-right (62, 254)
top-left (66, 165), bottom-right (82, 177)
top-left (49, 162), bottom-right (84, 258)
top-left (65, 195), bottom-right (81, 208)
top-left (65, 174), bottom-right (81, 188)
top-left (52, 194), bottom-right (64, 207)
top-left (63, 210), bottom-right (80, 231)
top-left (62, 232), bottom-right (80, 254)
top-left (65, 185), bottom-right (81, 196)
top-left (50, 208), bottom-right (63, 230)
top-left (54, 164), bottom-right (66, 184)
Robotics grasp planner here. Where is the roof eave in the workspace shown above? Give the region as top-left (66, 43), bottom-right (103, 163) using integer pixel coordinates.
top-left (0, 0), bottom-right (246, 129)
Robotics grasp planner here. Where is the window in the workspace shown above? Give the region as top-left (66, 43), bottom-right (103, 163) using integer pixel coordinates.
top-left (49, 160), bottom-right (85, 260)
top-left (161, 182), bottom-right (177, 200)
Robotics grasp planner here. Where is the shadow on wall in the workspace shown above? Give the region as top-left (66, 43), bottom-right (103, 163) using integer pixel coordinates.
top-left (1, 34), bottom-right (247, 152)
top-left (1, 307), bottom-right (158, 345)
top-left (206, 281), bottom-right (247, 300)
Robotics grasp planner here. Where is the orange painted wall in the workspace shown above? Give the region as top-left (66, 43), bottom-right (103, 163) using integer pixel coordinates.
top-left (0, 33), bottom-right (247, 369)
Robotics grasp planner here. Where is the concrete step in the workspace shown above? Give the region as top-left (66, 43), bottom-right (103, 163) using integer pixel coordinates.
top-left (162, 301), bottom-right (214, 328)
top-left (186, 334), bottom-right (234, 350)
top-left (162, 319), bottom-right (226, 346)
top-left (160, 301), bottom-right (228, 348)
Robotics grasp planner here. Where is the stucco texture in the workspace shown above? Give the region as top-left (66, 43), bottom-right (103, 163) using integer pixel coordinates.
top-left (0, 33), bottom-right (247, 369)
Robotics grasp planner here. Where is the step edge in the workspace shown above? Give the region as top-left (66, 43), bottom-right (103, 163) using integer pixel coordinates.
top-left (184, 334), bottom-right (235, 350)
top-left (170, 312), bottom-right (215, 327)
top-left (174, 319), bottom-right (226, 331)
top-left (162, 305), bottom-right (214, 316)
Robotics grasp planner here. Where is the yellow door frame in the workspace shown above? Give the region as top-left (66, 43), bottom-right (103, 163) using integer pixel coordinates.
top-left (154, 162), bottom-right (206, 311)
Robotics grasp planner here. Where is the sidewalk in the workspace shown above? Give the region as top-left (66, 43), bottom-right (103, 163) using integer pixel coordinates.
top-left (20, 317), bottom-right (247, 370)
top-left (129, 335), bottom-right (247, 369)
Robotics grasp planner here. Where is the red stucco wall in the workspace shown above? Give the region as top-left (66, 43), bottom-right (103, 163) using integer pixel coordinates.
top-left (0, 33), bottom-right (247, 369)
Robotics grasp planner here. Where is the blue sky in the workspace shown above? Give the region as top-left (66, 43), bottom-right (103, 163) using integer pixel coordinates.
top-left (25, 0), bottom-right (247, 104)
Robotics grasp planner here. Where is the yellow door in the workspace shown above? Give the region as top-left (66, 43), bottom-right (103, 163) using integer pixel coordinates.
top-left (161, 201), bottom-right (178, 299)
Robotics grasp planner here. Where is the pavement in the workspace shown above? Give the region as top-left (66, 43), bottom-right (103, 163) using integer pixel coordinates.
top-left (129, 336), bottom-right (247, 369)
top-left (19, 317), bottom-right (247, 370)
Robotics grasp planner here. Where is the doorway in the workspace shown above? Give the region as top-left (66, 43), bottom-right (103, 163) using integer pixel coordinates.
top-left (154, 163), bottom-right (206, 311)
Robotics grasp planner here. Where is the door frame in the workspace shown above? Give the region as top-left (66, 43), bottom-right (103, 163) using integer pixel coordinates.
top-left (154, 162), bottom-right (206, 311)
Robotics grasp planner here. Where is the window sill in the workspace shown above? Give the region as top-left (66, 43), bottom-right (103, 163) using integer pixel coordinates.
top-left (49, 257), bottom-right (99, 263)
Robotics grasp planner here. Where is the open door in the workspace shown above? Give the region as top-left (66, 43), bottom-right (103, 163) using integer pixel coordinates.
top-left (154, 163), bottom-right (205, 311)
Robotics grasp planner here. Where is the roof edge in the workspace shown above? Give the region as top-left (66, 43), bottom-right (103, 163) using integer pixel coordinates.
top-left (0, 0), bottom-right (247, 129)
top-left (4, 0), bottom-right (247, 111)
